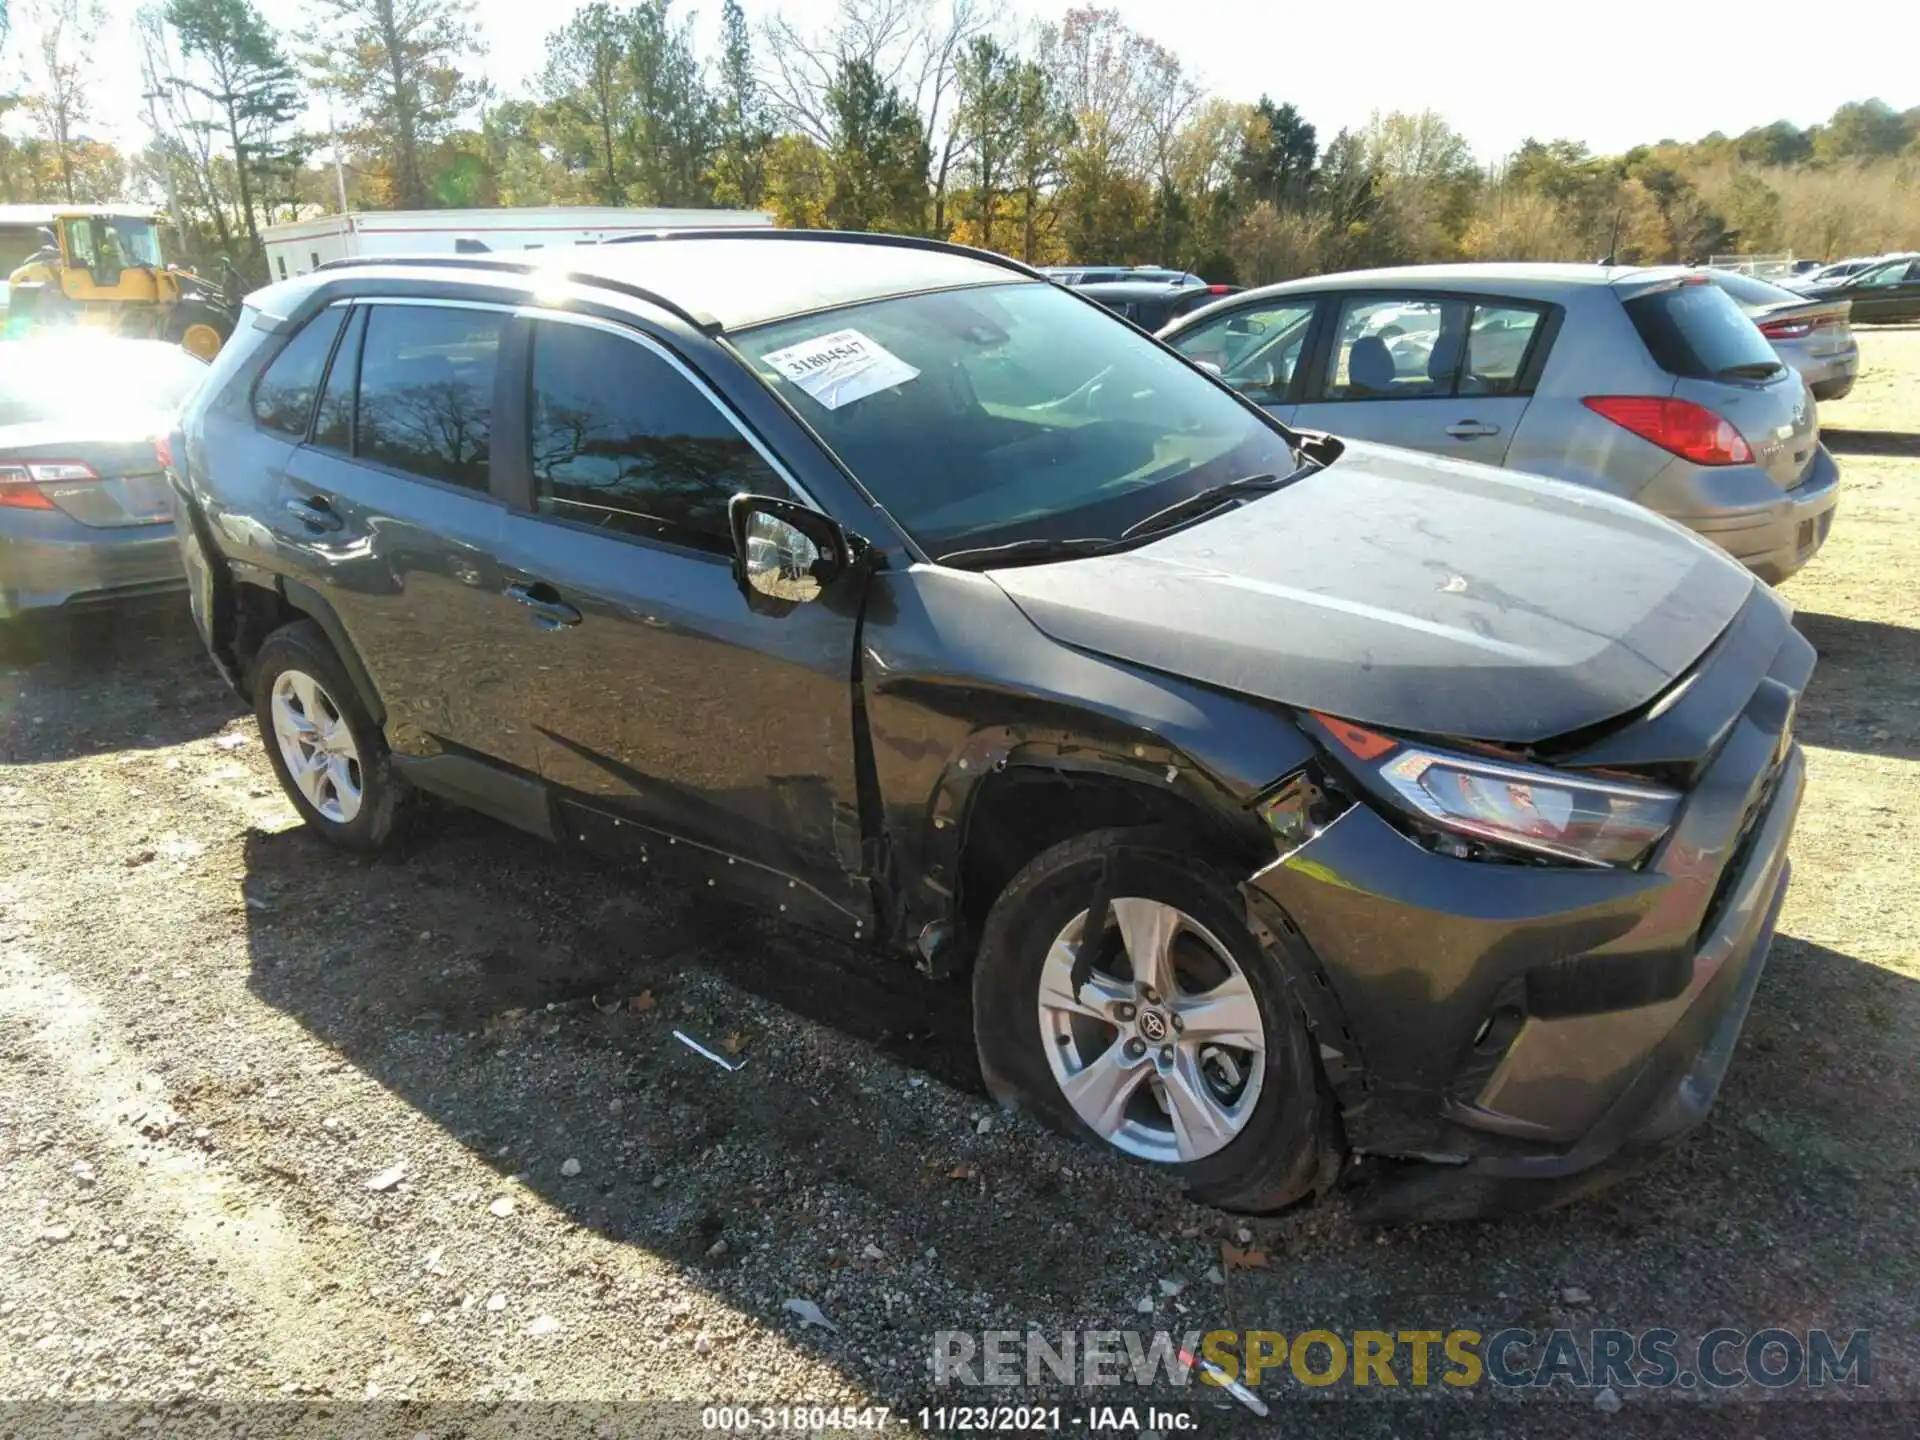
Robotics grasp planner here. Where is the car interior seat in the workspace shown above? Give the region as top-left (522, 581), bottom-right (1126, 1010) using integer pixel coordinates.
top-left (1346, 335), bottom-right (1397, 396)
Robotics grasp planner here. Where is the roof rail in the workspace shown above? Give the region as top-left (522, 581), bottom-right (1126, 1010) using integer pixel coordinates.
top-left (309, 252), bottom-right (715, 331)
top-left (599, 226), bottom-right (1046, 283)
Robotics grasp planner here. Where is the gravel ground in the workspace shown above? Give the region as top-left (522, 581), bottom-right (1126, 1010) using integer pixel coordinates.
top-left (2, 329), bottom-right (1917, 1439)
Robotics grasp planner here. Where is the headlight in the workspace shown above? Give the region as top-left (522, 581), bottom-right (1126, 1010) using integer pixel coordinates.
top-left (1312, 714), bottom-right (1680, 868)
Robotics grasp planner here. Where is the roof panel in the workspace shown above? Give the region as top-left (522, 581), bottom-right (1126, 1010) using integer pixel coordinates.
top-left (566, 236), bottom-right (1027, 329)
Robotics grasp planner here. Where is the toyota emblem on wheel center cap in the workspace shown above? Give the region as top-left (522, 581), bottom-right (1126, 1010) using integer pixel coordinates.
top-left (1137, 1009), bottom-right (1169, 1043)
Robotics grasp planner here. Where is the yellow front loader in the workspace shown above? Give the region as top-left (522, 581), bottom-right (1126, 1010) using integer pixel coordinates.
top-left (4, 206), bottom-right (237, 360)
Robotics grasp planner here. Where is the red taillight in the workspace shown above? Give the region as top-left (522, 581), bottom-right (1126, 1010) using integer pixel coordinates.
top-left (1759, 317), bottom-right (1813, 340)
top-left (1206, 284), bottom-right (1233, 294)
top-left (0, 464), bottom-right (58, 510)
top-left (1, 461), bottom-right (98, 509)
top-left (1582, 396), bottom-right (1754, 466)
top-left (155, 434), bottom-right (174, 471)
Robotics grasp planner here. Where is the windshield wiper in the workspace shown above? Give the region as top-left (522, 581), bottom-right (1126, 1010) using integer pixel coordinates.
top-left (935, 535), bottom-right (1124, 571)
top-left (1718, 360), bottom-right (1784, 380)
top-left (1120, 464), bottom-right (1314, 541)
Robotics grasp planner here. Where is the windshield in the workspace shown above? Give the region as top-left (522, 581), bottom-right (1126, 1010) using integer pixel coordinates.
top-left (0, 341), bottom-right (205, 425)
top-left (734, 281), bottom-right (1299, 557)
top-left (64, 217), bottom-right (164, 269)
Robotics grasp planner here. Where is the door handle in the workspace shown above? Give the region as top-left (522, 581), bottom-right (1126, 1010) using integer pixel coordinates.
top-left (504, 582), bottom-right (582, 629)
top-left (1445, 420), bottom-right (1501, 439)
top-left (284, 495), bottom-right (343, 532)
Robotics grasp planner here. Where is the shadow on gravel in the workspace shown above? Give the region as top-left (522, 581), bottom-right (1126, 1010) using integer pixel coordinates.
top-left (1821, 428), bottom-right (1920, 458)
top-left (237, 805), bottom-right (991, 1231)
top-left (1793, 611), bottom-right (1920, 762)
top-left (0, 596), bottom-right (241, 763)
top-left (232, 790), bottom-right (1920, 1433)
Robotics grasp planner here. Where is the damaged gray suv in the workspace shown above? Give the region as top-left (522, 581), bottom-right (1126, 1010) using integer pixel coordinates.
top-left (167, 232), bottom-right (1809, 1219)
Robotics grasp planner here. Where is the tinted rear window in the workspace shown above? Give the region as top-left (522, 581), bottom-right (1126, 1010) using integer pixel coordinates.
top-left (1623, 282), bottom-right (1782, 379)
top-left (1707, 271), bottom-right (1803, 309)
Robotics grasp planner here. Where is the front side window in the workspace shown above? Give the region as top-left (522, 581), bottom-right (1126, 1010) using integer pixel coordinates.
top-left (61, 219), bottom-right (96, 267)
top-left (1859, 260), bottom-right (1917, 287)
top-left (252, 308), bottom-right (347, 439)
top-left (1169, 300), bottom-right (1317, 403)
top-left (101, 220), bottom-right (163, 267)
top-left (529, 322), bottom-right (785, 549)
top-left (355, 304), bottom-right (503, 490)
top-left (736, 280), bottom-right (1299, 558)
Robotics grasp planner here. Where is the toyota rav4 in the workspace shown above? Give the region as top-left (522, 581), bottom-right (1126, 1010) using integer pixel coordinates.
top-left (167, 231), bottom-right (1811, 1219)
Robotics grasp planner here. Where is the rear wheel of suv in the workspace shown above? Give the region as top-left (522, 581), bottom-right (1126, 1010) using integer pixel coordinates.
top-left (972, 827), bottom-right (1330, 1212)
top-left (253, 620), bottom-right (404, 852)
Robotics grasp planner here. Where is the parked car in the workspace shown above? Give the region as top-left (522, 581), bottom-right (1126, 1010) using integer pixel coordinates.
top-left (1076, 279), bottom-right (1241, 330)
top-left (1791, 252), bottom-right (1920, 324)
top-left (1704, 268), bottom-right (1858, 401)
top-left (1039, 265), bottom-right (1206, 287)
top-left (169, 232), bottom-right (1809, 1219)
top-left (1, 336), bottom-right (207, 620)
top-left (1784, 256), bottom-right (1886, 291)
top-left (1160, 263), bottom-right (1838, 584)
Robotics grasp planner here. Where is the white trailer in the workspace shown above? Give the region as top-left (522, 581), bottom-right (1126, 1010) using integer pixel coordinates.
top-left (260, 206), bottom-right (773, 281)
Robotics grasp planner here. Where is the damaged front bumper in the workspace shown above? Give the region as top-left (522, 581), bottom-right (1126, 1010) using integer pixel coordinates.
top-left (1242, 593), bottom-right (1810, 1221)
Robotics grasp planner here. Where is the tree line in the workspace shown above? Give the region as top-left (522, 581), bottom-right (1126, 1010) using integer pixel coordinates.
top-left (1, 0), bottom-right (1916, 285)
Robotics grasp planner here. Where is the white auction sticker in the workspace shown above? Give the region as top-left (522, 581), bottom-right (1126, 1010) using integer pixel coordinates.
top-left (759, 328), bottom-right (920, 410)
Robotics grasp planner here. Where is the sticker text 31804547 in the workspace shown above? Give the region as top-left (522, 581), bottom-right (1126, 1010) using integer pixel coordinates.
top-left (758, 328), bottom-right (921, 411)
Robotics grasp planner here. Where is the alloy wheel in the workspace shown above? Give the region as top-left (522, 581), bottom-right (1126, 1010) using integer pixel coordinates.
top-left (269, 669), bottom-right (363, 823)
top-left (1038, 897), bottom-right (1267, 1163)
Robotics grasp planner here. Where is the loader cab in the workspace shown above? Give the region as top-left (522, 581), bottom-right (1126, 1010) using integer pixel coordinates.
top-left (54, 213), bottom-right (167, 296)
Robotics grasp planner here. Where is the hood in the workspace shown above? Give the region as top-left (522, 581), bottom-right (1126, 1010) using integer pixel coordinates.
top-left (987, 441), bottom-right (1755, 745)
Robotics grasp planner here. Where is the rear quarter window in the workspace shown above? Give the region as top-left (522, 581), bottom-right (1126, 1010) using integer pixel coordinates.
top-left (1624, 282), bottom-right (1782, 380)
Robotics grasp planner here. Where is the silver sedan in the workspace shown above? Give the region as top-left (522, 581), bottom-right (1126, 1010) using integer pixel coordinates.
top-left (1, 338), bottom-right (206, 620)
top-left (1704, 268), bottom-right (1858, 402)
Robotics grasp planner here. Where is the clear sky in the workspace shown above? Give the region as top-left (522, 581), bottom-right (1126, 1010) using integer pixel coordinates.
top-left (26, 0), bottom-right (1920, 171)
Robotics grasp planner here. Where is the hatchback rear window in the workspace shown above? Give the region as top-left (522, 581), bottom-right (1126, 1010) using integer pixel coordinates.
top-left (1623, 281), bottom-right (1783, 380)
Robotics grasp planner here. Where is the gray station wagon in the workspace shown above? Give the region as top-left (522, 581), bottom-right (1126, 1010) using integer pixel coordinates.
top-left (1161, 264), bottom-right (1841, 584)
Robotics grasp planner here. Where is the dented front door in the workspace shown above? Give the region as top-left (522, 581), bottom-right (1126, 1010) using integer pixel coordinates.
top-left (496, 507), bottom-right (871, 922)
top-left (491, 311), bottom-right (872, 929)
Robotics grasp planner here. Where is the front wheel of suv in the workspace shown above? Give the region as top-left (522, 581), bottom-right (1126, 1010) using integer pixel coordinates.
top-left (972, 827), bottom-right (1332, 1213)
top-left (253, 620), bottom-right (404, 852)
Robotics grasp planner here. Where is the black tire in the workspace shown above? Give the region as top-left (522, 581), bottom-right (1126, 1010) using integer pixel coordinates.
top-left (973, 826), bottom-right (1333, 1212)
top-left (252, 620), bottom-right (404, 852)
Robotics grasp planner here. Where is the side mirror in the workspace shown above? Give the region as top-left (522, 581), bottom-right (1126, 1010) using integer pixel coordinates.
top-left (729, 494), bottom-right (849, 608)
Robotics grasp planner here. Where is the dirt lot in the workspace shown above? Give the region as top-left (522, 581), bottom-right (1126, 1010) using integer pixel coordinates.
top-left (3, 331), bottom-right (1917, 1438)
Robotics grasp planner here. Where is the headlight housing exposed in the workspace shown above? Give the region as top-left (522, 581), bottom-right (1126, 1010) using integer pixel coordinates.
top-left (1311, 714), bottom-right (1680, 868)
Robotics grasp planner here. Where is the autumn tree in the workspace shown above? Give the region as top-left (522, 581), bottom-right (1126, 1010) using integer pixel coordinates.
top-left (1233, 97), bottom-right (1316, 206)
top-left (711, 0), bottom-right (770, 208)
top-left (953, 34), bottom-right (1019, 249)
top-left (537, 3), bottom-right (631, 204)
top-left (621, 0), bottom-right (715, 206)
top-left (823, 55), bottom-right (928, 232)
top-left (310, 0), bottom-right (484, 209)
top-left (22, 0), bottom-right (104, 203)
top-left (1004, 57), bottom-right (1071, 261)
top-left (165, 0), bottom-right (302, 266)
